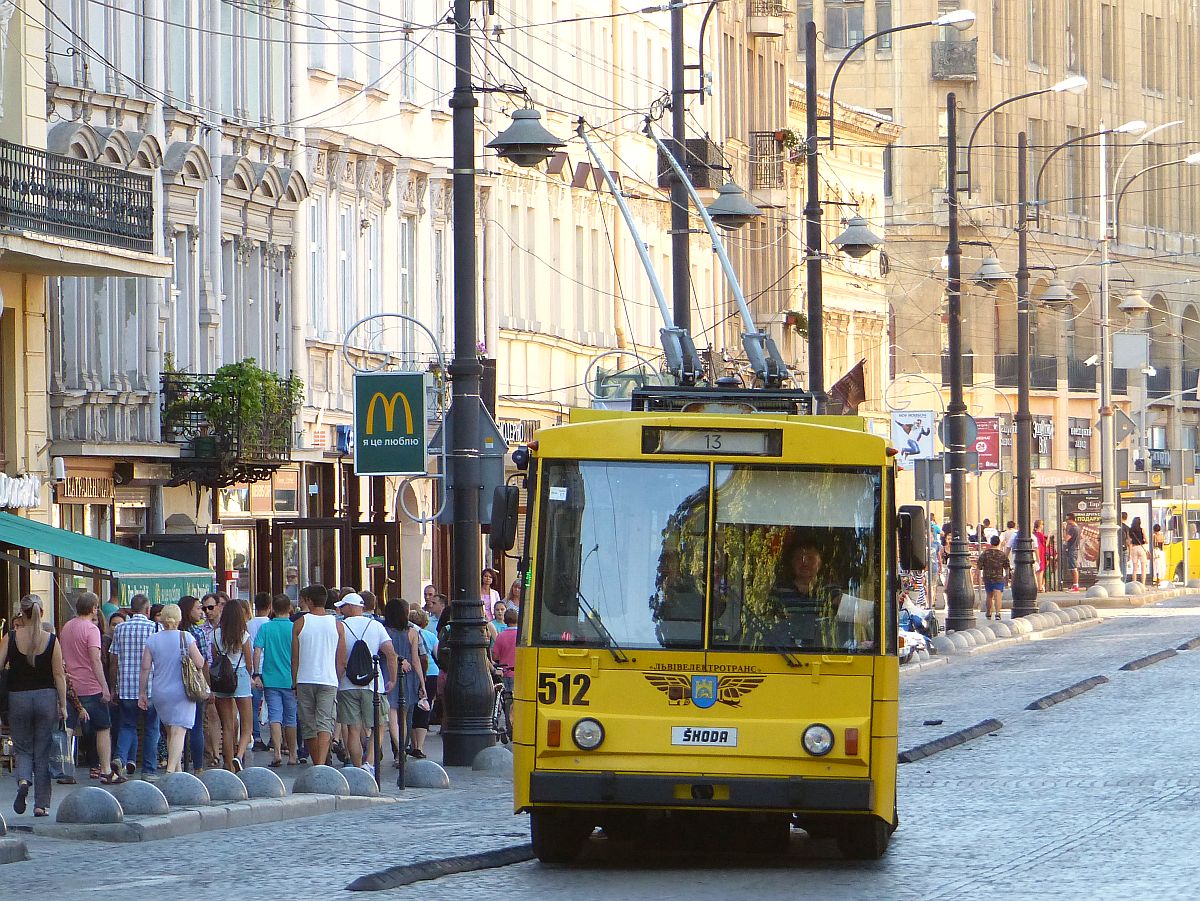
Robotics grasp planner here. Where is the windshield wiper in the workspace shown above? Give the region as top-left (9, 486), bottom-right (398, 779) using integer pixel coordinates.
top-left (574, 589), bottom-right (631, 662)
top-left (737, 605), bottom-right (804, 668)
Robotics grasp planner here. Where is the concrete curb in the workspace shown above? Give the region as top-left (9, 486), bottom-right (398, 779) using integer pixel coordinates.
top-left (1119, 648), bottom-right (1179, 672)
top-left (1025, 675), bottom-right (1110, 710)
top-left (28, 793), bottom-right (396, 843)
top-left (1176, 636), bottom-right (1200, 652)
top-left (900, 654), bottom-right (951, 675)
top-left (347, 844), bottom-right (535, 891)
top-left (902, 607), bottom-right (1099, 671)
top-left (1064, 585), bottom-right (1192, 609)
top-left (898, 718), bottom-right (1003, 764)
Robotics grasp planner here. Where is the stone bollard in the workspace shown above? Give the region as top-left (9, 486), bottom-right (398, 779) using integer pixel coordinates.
top-left (472, 745), bottom-right (514, 775)
top-left (293, 764), bottom-right (350, 797)
top-left (342, 766), bottom-right (380, 797)
top-left (56, 786), bottom-right (124, 824)
top-left (157, 771), bottom-right (212, 807)
top-left (238, 766), bottom-right (287, 799)
top-left (109, 779), bottom-right (170, 816)
top-left (989, 621), bottom-right (1013, 639)
top-left (404, 758), bottom-right (451, 788)
top-left (200, 768), bottom-right (249, 802)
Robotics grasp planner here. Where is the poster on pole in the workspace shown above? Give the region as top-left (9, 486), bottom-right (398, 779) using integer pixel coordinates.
top-left (352, 372), bottom-right (428, 476)
top-left (891, 411), bottom-right (935, 467)
top-left (975, 417), bottom-right (1000, 471)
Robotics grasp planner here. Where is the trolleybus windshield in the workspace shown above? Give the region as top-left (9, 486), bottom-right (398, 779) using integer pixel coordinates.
top-left (532, 459), bottom-right (882, 653)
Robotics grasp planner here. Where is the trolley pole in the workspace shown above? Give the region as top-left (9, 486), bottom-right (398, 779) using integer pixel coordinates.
top-left (669, 0), bottom-right (692, 332)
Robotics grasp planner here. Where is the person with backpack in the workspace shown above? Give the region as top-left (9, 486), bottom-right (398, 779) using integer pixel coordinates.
top-left (212, 599), bottom-right (254, 772)
top-left (291, 584), bottom-right (346, 767)
top-left (334, 593), bottom-right (397, 778)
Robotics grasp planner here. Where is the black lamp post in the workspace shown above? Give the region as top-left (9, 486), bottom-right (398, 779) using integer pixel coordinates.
top-left (441, 0), bottom-right (561, 767)
top-left (1010, 131), bottom-right (1039, 618)
top-left (805, 10), bottom-right (972, 410)
top-left (942, 92), bottom-right (976, 633)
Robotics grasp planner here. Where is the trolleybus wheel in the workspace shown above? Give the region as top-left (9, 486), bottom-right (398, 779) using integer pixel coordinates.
top-left (836, 816), bottom-right (890, 860)
top-left (530, 809), bottom-right (592, 864)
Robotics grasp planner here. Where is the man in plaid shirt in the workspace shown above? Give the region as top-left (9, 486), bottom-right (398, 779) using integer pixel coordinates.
top-left (111, 593), bottom-right (161, 776)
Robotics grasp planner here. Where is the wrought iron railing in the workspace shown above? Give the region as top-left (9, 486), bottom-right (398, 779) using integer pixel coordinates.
top-left (994, 354), bottom-right (1058, 389)
top-left (1147, 367), bottom-right (1172, 399)
top-left (1067, 357), bottom-right (1096, 391)
top-left (1185, 368), bottom-right (1199, 402)
top-left (749, 131), bottom-right (785, 190)
top-left (941, 353), bottom-right (974, 387)
top-left (161, 372), bottom-right (299, 487)
top-left (749, 0), bottom-right (786, 15)
top-left (0, 140), bottom-right (154, 252)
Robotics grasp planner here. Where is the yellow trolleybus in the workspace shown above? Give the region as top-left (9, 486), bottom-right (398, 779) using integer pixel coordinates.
top-left (492, 388), bottom-right (926, 863)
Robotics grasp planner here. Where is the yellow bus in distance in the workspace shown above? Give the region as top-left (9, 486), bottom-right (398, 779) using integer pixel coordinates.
top-left (492, 397), bottom-right (926, 864)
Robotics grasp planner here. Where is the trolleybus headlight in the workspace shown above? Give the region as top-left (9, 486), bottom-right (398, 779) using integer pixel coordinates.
top-left (572, 718), bottom-right (605, 750)
top-left (802, 724), bottom-right (835, 756)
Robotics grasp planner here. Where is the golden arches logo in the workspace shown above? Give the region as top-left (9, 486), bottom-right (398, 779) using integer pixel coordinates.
top-left (364, 392), bottom-right (414, 436)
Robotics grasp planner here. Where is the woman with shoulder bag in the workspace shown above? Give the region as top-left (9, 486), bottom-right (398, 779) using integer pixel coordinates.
top-left (0, 595), bottom-right (68, 817)
top-left (139, 604), bottom-right (207, 774)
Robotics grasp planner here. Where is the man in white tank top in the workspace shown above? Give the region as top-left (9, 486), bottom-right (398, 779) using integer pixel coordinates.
top-left (291, 584), bottom-right (346, 767)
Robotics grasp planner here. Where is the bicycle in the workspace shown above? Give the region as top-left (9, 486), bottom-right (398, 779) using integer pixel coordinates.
top-left (490, 668), bottom-right (514, 745)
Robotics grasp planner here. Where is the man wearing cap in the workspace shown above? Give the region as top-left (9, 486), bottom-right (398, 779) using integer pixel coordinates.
top-left (334, 592), bottom-right (397, 777)
top-left (292, 584), bottom-right (346, 767)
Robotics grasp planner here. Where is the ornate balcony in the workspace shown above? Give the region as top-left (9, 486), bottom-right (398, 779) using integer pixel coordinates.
top-left (749, 131), bottom-right (787, 208)
top-left (1067, 357), bottom-right (1096, 392)
top-left (0, 139), bottom-right (154, 253)
top-left (748, 1), bottom-right (787, 38)
top-left (161, 366), bottom-right (301, 488)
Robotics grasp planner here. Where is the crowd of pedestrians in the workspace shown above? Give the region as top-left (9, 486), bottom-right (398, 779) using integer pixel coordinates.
top-left (1, 570), bottom-right (524, 816)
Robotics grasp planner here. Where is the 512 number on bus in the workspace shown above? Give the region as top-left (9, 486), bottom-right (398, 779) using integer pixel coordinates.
top-left (537, 672), bottom-right (592, 706)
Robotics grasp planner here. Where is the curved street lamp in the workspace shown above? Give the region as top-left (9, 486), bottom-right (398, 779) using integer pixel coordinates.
top-left (1114, 153), bottom-right (1200, 237)
top-left (1032, 120), bottom-right (1148, 223)
top-left (964, 75), bottom-right (1089, 194)
top-left (803, 11), bottom-right (974, 408)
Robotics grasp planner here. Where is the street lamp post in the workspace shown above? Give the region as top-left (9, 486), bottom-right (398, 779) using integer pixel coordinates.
top-left (804, 10), bottom-right (973, 409)
top-left (441, 0), bottom-right (493, 767)
top-left (1010, 132), bottom-right (1038, 617)
top-left (442, 0), bottom-right (562, 766)
top-left (943, 92), bottom-right (976, 633)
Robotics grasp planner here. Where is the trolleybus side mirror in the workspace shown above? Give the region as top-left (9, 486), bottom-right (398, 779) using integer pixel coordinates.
top-left (898, 505), bottom-right (928, 571)
top-left (489, 485), bottom-right (521, 552)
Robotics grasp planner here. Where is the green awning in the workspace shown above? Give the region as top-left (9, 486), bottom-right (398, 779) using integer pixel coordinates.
top-left (0, 511), bottom-right (214, 604)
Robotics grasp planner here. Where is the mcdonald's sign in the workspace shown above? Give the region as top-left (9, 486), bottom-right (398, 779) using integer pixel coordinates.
top-left (352, 372), bottom-right (428, 476)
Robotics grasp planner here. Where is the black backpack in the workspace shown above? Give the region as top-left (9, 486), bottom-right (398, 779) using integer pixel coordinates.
top-left (344, 621), bottom-right (375, 687)
top-left (210, 641), bottom-right (239, 695)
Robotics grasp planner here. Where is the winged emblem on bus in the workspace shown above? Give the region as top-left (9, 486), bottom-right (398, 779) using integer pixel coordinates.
top-left (644, 673), bottom-right (764, 708)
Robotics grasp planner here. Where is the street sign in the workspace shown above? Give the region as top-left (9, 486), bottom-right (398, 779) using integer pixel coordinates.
top-left (353, 371), bottom-right (428, 476)
top-left (914, 457), bottom-right (945, 501)
top-left (937, 412), bottom-right (978, 449)
top-left (1099, 410), bottom-right (1138, 445)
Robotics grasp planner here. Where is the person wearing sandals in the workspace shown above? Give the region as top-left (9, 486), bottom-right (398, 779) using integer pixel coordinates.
top-left (60, 592), bottom-right (124, 785)
top-left (213, 600), bottom-right (254, 771)
top-left (0, 595), bottom-right (68, 817)
top-left (139, 604), bottom-right (207, 774)
top-left (253, 594), bottom-right (299, 767)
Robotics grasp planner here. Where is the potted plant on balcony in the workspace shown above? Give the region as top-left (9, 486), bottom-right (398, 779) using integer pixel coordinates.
top-left (207, 359), bottom-right (303, 460)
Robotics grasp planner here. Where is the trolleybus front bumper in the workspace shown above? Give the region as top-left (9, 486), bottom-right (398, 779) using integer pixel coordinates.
top-left (529, 771), bottom-right (873, 811)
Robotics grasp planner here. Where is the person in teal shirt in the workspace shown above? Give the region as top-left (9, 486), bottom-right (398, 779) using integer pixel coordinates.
top-left (252, 595), bottom-right (298, 766)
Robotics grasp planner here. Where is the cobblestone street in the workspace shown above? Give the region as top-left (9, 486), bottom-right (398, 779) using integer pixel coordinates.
top-left (5, 599), bottom-right (1200, 900)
